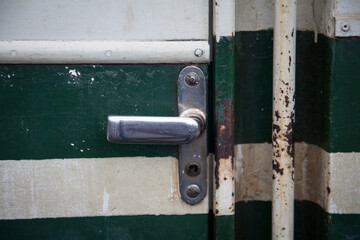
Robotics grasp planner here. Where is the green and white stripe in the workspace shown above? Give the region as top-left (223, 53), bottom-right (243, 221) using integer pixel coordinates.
top-left (234, 0), bottom-right (360, 238)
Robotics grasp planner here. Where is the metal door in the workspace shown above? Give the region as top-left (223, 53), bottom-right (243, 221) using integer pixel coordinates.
top-left (0, 1), bottom-right (236, 239)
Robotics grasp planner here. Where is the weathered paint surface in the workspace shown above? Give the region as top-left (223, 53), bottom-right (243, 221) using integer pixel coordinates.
top-left (213, 36), bottom-right (235, 239)
top-left (213, 0), bottom-right (235, 42)
top-left (0, 64), bottom-right (206, 160)
top-left (272, 1), bottom-right (297, 239)
top-left (235, 0), bottom-right (337, 38)
top-left (235, 29), bottom-right (360, 239)
top-left (212, 1), bottom-right (236, 239)
top-left (0, 157), bottom-right (209, 219)
top-left (0, 64), bottom-right (211, 238)
top-left (235, 143), bottom-right (360, 214)
top-left (235, 143), bottom-right (360, 239)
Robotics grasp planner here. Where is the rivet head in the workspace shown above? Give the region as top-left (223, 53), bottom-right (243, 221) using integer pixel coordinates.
top-left (10, 50), bottom-right (17, 57)
top-left (105, 50), bottom-right (112, 57)
top-left (186, 184), bottom-right (201, 198)
top-left (341, 22), bottom-right (350, 32)
top-left (184, 72), bottom-right (200, 86)
top-left (194, 48), bottom-right (203, 57)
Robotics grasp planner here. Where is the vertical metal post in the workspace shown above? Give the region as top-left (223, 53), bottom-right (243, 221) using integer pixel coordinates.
top-left (272, 0), bottom-right (297, 239)
top-left (213, 0), bottom-right (236, 239)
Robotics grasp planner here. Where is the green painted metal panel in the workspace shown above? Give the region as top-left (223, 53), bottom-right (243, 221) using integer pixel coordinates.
top-left (0, 214), bottom-right (209, 240)
top-left (328, 37), bottom-right (360, 153)
top-left (235, 30), bottom-right (360, 153)
top-left (0, 64), bottom-right (208, 160)
top-left (234, 30), bottom-right (273, 145)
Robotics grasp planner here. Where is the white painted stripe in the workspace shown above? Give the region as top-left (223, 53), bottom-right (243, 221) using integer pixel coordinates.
top-left (213, 0), bottom-right (235, 41)
top-left (235, 143), bottom-right (360, 214)
top-left (235, 0), bottom-right (338, 37)
top-left (0, 0), bottom-right (209, 41)
top-left (0, 157), bottom-right (208, 220)
top-left (0, 41), bottom-right (210, 64)
top-left (214, 156), bottom-right (235, 216)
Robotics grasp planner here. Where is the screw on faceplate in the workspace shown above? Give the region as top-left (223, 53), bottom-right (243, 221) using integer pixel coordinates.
top-left (185, 162), bottom-right (201, 176)
top-left (341, 22), bottom-right (350, 32)
top-left (105, 50), bottom-right (112, 57)
top-left (185, 72), bottom-right (200, 86)
top-left (186, 184), bottom-right (201, 198)
top-left (194, 48), bottom-right (203, 57)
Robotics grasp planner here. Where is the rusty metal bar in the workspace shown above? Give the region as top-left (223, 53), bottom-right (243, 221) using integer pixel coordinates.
top-left (213, 0), bottom-right (236, 239)
top-left (272, 0), bottom-right (297, 239)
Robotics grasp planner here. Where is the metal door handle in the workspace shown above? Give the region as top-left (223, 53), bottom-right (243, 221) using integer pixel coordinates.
top-left (106, 66), bottom-right (207, 205)
top-left (107, 111), bottom-right (205, 145)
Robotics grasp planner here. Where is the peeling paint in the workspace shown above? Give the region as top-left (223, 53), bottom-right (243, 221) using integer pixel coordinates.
top-left (214, 156), bottom-right (235, 215)
top-left (235, 143), bottom-right (360, 214)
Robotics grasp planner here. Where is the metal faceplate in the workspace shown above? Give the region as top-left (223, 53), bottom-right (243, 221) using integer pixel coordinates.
top-left (107, 65), bottom-right (207, 205)
top-left (177, 66), bottom-right (207, 205)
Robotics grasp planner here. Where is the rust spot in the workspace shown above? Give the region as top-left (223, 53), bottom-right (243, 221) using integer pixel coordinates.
top-left (289, 56), bottom-right (292, 66)
top-left (285, 96), bottom-right (289, 107)
top-left (291, 28), bottom-right (294, 37)
top-left (284, 112), bottom-right (295, 158)
top-left (328, 215), bottom-right (332, 224)
top-left (326, 187), bottom-right (331, 195)
top-left (273, 124), bottom-right (281, 133)
top-left (215, 209), bottom-right (219, 214)
top-left (273, 159), bottom-right (284, 175)
top-left (215, 97), bottom-right (234, 189)
top-left (228, 44), bottom-right (232, 50)
top-left (275, 111), bottom-right (281, 121)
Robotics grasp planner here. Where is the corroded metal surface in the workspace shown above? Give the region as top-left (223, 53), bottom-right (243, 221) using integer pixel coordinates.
top-left (272, 0), bottom-right (297, 239)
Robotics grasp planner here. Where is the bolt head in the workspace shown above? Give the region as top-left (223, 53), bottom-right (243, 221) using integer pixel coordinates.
top-left (194, 48), bottom-right (203, 57)
top-left (186, 184), bottom-right (201, 198)
top-left (185, 72), bottom-right (200, 86)
top-left (341, 22), bottom-right (350, 32)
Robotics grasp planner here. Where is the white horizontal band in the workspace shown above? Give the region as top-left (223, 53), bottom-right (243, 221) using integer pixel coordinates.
top-left (235, 143), bottom-right (360, 214)
top-left (0, 157), bottom-right (209, 220)
top-left (0, 41), bottom-right (210, 64)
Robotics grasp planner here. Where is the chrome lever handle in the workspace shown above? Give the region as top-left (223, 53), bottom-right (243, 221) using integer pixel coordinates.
top-left (106, 66), bottom-right (207, 205)
top-left (107, 112), bottom-right (205, 145)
